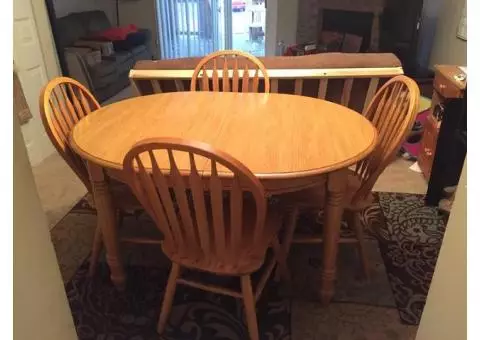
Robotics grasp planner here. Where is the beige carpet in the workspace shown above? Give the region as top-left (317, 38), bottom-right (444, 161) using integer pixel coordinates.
top-left (33, 151), bottom-right (427, 229)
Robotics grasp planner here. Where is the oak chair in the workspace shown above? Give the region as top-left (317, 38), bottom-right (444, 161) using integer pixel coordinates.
top-left (39, 76), bottom-right (140, 276)
top-left (190, 50), bottom-right (270, 93)
top-left (122, 138), bottom-right (288, 340)
top-left (279, 75), bottom-right (420, 279)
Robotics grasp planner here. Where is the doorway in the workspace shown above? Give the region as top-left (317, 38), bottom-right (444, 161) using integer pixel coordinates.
top-left (157, 0), bottom-right (265, 59)
top-left (231, 0), bottom-right (265, 56)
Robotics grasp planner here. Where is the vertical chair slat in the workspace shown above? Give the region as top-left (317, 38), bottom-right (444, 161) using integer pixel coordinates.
top-left (135, 155), bottom-right (175, 245)
top-left (212, 59), bottom-right (220, 91)
top-left (294, 79), bottom-right (303, 96)
top-left (188, 153), bottom-right (211, 255)
top-left (222, 58), bottom-right (230, 91)
top-left (47, 106), bottom-right (67, 144)
top-left (341, 78), bottom-right (354, 107)
top-left (252, 69), bottom-right (259, 92)
top-left (229, 178), bottom-right (243, 260)
top-left (317, 79), bottom-right (328, 99)
top-left (370, 87), bottom-right (389, 125)
top-left (174, 79), bottom-right (185, 91)
top-left (232, 58), bottom-right (239, 92)
top-left (381, 85), bottom-right (405, 145)
top-left (202, 67), bottom-right (209, 91)
top-left (209, 161), bottom-right (226, 257)
top-left (383, 86), bottom-right (409, 150)
top-left (166, 149), bottom-right (198, 255)
top-left (271, 79), bottom-right (279, 93)
top-left (130, 79), bottom-right (142, 96)
top-left (48, 99), bottom-right (70, 140)
top-left (377, 83), bottom-right (402, 141)
top-left (149, 151), bottom-right (186, 250)
top-left (60, 84), bottom-right (79, 123)
top-left (151, 79), bottom-right (163, 93)
top-left (383, 101), bottom-right (408, 152)
top-left (78, 88), bottom-right (93, 115)
top-left (242, 64), bottom-right (250, 92)
top-left (66, 84), bottom-right (86, 119)
top-left (52, 88), bottom-right (74, 129)
top-left (363, 77), bottom-right (379, 114)
top-left (357, 86), bottom-right (391, 178)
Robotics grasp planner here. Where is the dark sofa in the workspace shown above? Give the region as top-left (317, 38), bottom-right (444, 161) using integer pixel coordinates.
top-left (56, 10), bottom-right (152, 102)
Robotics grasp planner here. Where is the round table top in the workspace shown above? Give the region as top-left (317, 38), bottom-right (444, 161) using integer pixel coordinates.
top-left (70, 92), bottom-right (377, 179)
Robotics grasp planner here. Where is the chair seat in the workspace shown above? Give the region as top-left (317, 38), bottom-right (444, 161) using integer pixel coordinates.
top-left (163, 199), bottom-right (282, 276)
top-left (278, 169), bottom-right (374, 211)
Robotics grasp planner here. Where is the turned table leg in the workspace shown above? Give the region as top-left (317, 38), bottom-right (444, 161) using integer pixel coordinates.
top-left (321, 169), bottom-right (348, 305)
top-left (88, 162), bottom-right (126, 290)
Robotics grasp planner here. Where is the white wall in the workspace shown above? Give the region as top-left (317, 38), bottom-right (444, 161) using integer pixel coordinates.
top-left (265, 0), bottom-right (278, 55)
top-left (416, 160), bottom-right (466, 339)
top-left (429, 0), bottom-right (466, 66)
top-left (15, 0), bottom-right (61, 166)
top-left (265, 0), bottom-right (299, 56)
top-left (52, 0), bottom-right (116, 24)
top-left (276, 0), bottom-right (298, 47)
top-left (14, 114), bottom-right (78, 340)
top-left (416, 0), bottom-right (445, 68)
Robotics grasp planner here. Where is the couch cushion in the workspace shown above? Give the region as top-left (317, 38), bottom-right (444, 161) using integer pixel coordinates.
top-left (94, 73), bottom-right (131, 103)
top-left (89, 52), bottom-right (131, 76)
top-left (56, 14), bottom-right (87, 49)
top-left (89, 52), bottom-right (135, 88)
top-left (99, 51), bottom-right (133, 66)
top-left (77, 10), bottom-right (112, 35)
top-left (130, 45), bottom-right (148, 57)
top-left (132, 46), bottom-right (151, 61)
top-left (113, 31), bottom-right (148, 51)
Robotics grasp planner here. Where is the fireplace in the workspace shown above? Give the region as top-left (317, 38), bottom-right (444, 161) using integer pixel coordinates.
top-left (296, 0), bottom-right (424, 69)
top-left (320, 9), bottom-right (375, 52)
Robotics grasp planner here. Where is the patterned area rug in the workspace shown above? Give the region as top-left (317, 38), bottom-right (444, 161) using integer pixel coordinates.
top-left (52, 192), bottom-right (443, 339)
top-left (377, 192), bottom-right (446, 325)
top-left (67, 261), bottom-right (289, 340)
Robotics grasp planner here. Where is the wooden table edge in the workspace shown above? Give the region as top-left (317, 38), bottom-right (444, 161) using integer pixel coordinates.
top-left (69, 125), bottom-right (378, 180)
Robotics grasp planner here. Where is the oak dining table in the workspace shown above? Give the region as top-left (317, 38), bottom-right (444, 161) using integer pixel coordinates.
top-left (69, 91), bottom-right (378, 305)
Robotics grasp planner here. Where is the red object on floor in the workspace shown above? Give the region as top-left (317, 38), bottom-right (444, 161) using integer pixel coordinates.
top-left (94, 24), bottom-right (138, 41)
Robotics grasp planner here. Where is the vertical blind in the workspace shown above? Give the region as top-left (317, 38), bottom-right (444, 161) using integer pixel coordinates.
top-left (158, 0), bottom-right (223, 59)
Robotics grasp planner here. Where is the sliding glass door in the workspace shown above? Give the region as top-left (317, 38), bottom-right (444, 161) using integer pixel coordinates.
top-left (157, 0), bottom-right (265, 59)
top-left (157, 0), bottom-right (227, 58)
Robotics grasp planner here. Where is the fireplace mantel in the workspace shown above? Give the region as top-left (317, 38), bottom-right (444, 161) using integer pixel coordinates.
top-left (297, 0), bottom-right (385, 49)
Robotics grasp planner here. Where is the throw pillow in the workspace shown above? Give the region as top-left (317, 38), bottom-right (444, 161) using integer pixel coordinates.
top-left (112, 31), bottom-right (148, 51)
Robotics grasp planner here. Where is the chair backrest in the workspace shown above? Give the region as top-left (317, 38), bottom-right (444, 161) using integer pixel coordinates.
top-left (353, 75), bottom-right (419, 203)
top-left (39, 77), bottom-right (101, 192)
top-left (123, 138), bottom-right (267, 267)
top-left (190, 50), bottom-right (270, 93)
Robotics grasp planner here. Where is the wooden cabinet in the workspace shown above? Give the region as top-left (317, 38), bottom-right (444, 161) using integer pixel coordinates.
top-left (418, 65), bottom-right (466, 181)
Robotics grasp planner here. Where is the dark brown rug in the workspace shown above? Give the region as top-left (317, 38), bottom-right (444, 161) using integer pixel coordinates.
top-left (292, 192), bottom-right (447, 325)
top-left (66, 260), bottom-right (290, 340)
top-left (376, 192), bottom-right (446, 325)
top-left (54, 191), bottom-right (441, 339)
